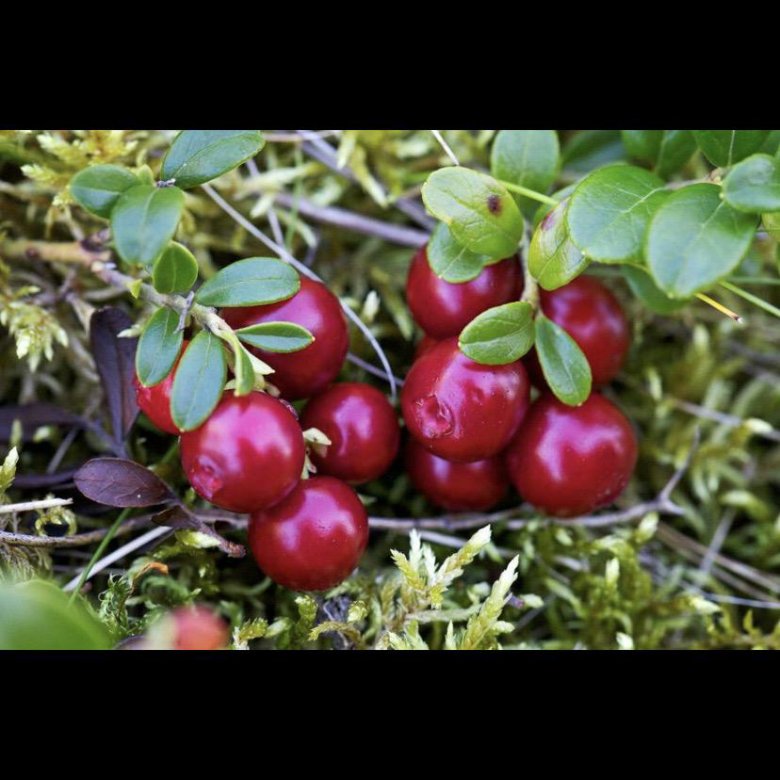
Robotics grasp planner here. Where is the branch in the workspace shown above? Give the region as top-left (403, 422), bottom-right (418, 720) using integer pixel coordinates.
top-left (0, 497), bottom-right (73, 515)
top-left (0, 513), bottom-right (154, 548)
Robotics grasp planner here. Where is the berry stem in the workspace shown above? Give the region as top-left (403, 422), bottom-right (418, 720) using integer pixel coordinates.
top-left (498, 180), bottom-right (559, 206)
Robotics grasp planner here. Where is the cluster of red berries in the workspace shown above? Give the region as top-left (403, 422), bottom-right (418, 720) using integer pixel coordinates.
top-left (403, 245), bottom-right (637, 518)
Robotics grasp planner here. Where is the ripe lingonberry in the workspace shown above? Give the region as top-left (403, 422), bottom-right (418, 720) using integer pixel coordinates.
top-left (133, 340), bottom-right (188, 435)
top-left (300, 382), bottom-right (400, 484)
top-left (180, 392), bottom-right (305, 513)
top-left (248, 476), bottom-right (369, 591)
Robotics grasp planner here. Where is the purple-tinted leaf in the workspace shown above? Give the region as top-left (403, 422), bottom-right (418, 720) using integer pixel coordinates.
top-left (74, 458), bottom-right (172, 508)
top-left (0, 403), bottom-right (84, 442)
top-left (14, 469), bottom-right (78, 489)
top-left (90, 308), bottom-right (139, 444)
top-left (152, 505), bottom-right (246, 558)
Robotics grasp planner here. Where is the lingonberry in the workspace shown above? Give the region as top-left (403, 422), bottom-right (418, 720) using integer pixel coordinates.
top-left (505, 393), bottom-right (638, 518)
top-left (180, 392), bottom-right (305, 513)
top-left (300, 382), bottom-right (400, 484)
top-left (414, 334), bottom-right (440, 361)
top-left (143, 605), bottom-right (229, 650)
top-left (405, 438), bottom-right (508, 512)
top-left (132, 340), bottom-right (188, 435)
top-left (221, 277), bottom-right (349, 400)
top-left (402, 337), bottom-right (530, 463)
top-left (526, 276), bottom-right (630, 387)
top-left (248, 476), bottom-right (369, 591)
top-left (406, 245), bottom-right (522, 339)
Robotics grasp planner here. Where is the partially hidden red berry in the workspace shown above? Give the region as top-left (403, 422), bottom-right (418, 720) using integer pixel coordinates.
top-left (405, 438), bottom-right (508, 512)
top-left (180, 392), bottom-right (305, 513)
top-left (301, 382), bottom-right (400, 484)
top-left (221, 277), bottom-right (349, 400)
top-left (171, 606), bottom-right (229, 651)
top-left (413, 335), bottom-right (440, 361)
top-left (402, 337), bottom-right (531, 463)
top-left (133, 340), bottom-right (188, 435)
top-left (248, 476), bottom-right (369, 591)
top-left (406, 245), bottom-right (522, 339)
top-left (505, 393), bottom-right (638, 518)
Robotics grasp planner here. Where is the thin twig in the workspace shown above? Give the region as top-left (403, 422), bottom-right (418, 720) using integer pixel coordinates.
top-left (666, 397), bottom-right (780, 443)
top-left (0, 497), bottom-right (72, 515)
top-left (430, 130), bottom-right (460, 166)
top-left (0, 513), bottom-right (154, 548)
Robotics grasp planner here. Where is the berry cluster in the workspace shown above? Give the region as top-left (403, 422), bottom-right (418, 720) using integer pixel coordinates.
top-left (404, 244), bottom-right (637, 518)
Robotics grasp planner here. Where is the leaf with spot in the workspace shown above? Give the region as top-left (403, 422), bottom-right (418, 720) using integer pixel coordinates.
top-left (69, 164), bottom-right (140, 218)
top-left (528, 199), bottom-right (589, 290)
top-left (171, 331), bottom-right (227, 432)
top-left (722, 154), bottom-right (780, 214)
top-left (426, 222), bottom-right (489, 283)
top-left (161, 130), bottom-right (265, 189)
top-left (135, 308), bottom-right (183, 387)
top-left (421, 167), bottom-right (524, 258)
top-left (458, 302), bottom-right (534, 365)
top-left (195, 257), bottom-right (300, 307)
top-left (693, 130), bottom-right (770, 167)
top-left (534, 315), bottom-right (592, 406)
top-left (646, 184), bottom-right (758, 298)
top-left (566, 165), bottom-right (669, 263)
top-left (236, 321), bottom-right (314, 353)
top-left (74, 458), bottom-right (172, 508)
top-left (152, 242), bottom-right (199, 294)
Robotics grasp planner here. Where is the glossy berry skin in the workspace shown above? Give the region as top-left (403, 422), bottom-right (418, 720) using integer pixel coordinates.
top-left (171, 606), bottom-right (229, 651)
top-left (180, 392), bottom-right (305, 513)
top-left (413, 335), bottom-right (440, 362)
top-left (301, 382), bottom-right (400, 484)
top-left (402, 338), bottom-right (531, 463)
top-left (248, 476), bottom-right (369, 592)
top-left (405, 438), bottom-right (508, 512)
top-left (406, 245), bottom-right (522, 339)
top-left (505, 393), bottom-right (638, 518)
top-left (221, 277), bottom-right (349, 400)
top-left (536, 276), bottom-right (630, 386)
top-left (133, 341), bottom-right (188, 435)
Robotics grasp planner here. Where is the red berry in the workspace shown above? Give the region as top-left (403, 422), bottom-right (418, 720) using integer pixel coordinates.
top-left (402, 338), bottom-right (531, 463)
top-left (171, 606), bottom-right (229, 651)
top-left (133, 340), bottom-right (188, 435)
top-left (533, 277), bottom-right (630, 386)
top-left (505, 393), bottom-right (638, 518)
top-left (248, 476), bottom-right (369, 591)
top-left (406, 245), bottom-right (522, 339)
top-left (180, 392), bottom-right (305, 513)
top-left (405, 438), bottom-right (508, 511)
top-left (413, 335), bottom-right (440, 361)
top-left (221, 277), bottom-right (349, 400)
top-left (301, 382), bottom-right (400, 484)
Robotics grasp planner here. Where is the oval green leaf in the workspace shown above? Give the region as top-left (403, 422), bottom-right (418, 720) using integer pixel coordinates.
top-left (692, 130), bottom-right (770, 167)
top-left (722, 154), bottom-right (780, 214)
top-left (111, 184), bottom-right (184, 267)
top-left (69, 164), bottom-right (140, 218)
top-left (171, 331), bottom-right (227, 432)
top-left (621, 130), bottom-right (696, 178)
top-left (566, 165), bottom-right (669, 263)
top-left (533, 184), bottom-right (576, 229)
top-left (421, 168), bottom-right (524, 258)
top-left (236, 321), bottom-right (314, 353)
top-left (528, 198), bottom-right (589, 290)
top-left (562, 130), bottom-right (626, 174)
top-left (426, 222), bottom-right (489, 283)
top-left (135, 307), bottom-right (183, 387)
top-left (152, 242), bottom-right (199, 294)
top-left (534, 314), bottom-right (592, 406)
top-left (490, 130), bottom-right (559, 217)
top-left (161, 130), bottom-right (265, 189)
top-left (195, 257), bottom-right (300, 307)
top-left (646, 183), bottom-right (758, 299)
top-left (458, 301), bottom-right (534, 365)
top-left (622, 266), bottom-right (687, 315)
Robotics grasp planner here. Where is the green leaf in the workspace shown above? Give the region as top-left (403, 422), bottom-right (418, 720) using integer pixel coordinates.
top-left (152, 242), bottom-right (199, 294)
top-left (135, 307), bottom-right (183, 387)
top-left (232, 340), bottom-right (256, 396)
top-left (646, 184), bottom-right (758, 298)
top-left (421, 167), bottom-right (524, 258)
top-left (693, 130), bottom-right (770, 167)
top-left (764, 211), bottom-right (780, 240)
top-left (533, 184), bottom-right (576, 229)
top-left (0, 580), bottom-right (111, 650)
top-left (722, 154), bottom-right (780, 213)
top-left (236, 321), bottom-right (314, 353)
top-left (458, 302), bottom-right (534, 365)
top-left (490, 130), bottom-right (559, 217)
top-left (426, 222), bottom-right (489, 283)
top-left (566, 165), bottom-right (669, 263)
top-left (195, 257), bottom-right (300, 307)
top-left (69, 164), bottom-right (140, 218)
top-left (622, 266), bottom-right (687, 315)
top-left (562, 130), bottom-right (625, 174)
top-left (111, 184), bottom-right (184, 267)
top-left (528, 198), bottom-right (589, 290)
top-left (621, 130), bottom-right (696, 178)
top-left (171, 331), bottom-right (227, 432)
top-left (161, 130), bottom-right (265, 189)
top-left (534, 315), bottom-right (592, 406)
